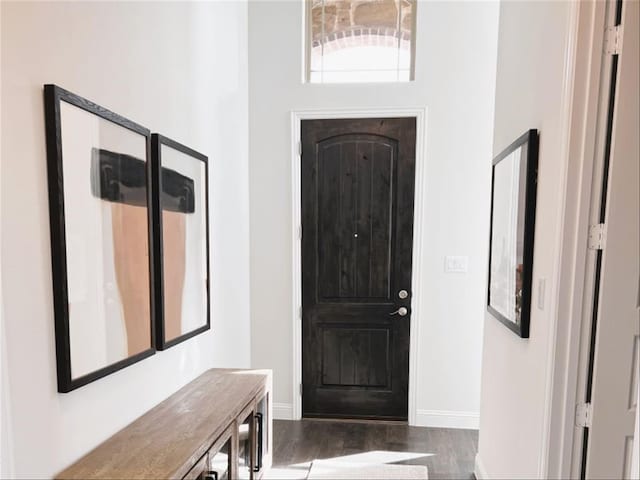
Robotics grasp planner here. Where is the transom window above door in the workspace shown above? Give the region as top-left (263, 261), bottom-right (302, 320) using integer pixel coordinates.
top-left (306, 0), bottom-right (417, 83)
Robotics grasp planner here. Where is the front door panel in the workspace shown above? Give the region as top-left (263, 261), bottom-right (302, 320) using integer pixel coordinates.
top-left (301, 118), bottom-right (416, 420)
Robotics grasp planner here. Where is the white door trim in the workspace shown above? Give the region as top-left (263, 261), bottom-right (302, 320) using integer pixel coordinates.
top-left (290, 107), bottom-right (428, 425)
top-left (545, 1), bottom-right (618, 477)
top-left (536, 0), bottom-right (582, 476)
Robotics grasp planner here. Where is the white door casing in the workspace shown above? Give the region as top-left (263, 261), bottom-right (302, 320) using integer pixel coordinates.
top-left (290, 107), bottom-right (427, 424)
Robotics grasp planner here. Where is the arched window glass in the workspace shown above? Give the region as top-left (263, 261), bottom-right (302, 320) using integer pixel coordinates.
top-left (306, 0), bottom-right (416, 83)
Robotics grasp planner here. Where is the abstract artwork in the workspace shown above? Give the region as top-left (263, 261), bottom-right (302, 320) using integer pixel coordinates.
top-left (151, 134), bottom-right (210, 349)
top-left (44, 84), bottom-right (155, 392)
top-left (487, 129), bottom-right (539, 338)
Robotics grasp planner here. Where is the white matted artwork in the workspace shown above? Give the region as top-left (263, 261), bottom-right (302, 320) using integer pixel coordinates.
top-left (151, 134), bottom-right (210, 350)
top-left (44, 84), bottom-right (155, 393)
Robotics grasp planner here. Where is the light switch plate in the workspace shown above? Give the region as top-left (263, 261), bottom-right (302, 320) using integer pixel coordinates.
top-left (445, 255), bottom-right (469, 273)
top-left (538, 278), bottom-right (546, 310)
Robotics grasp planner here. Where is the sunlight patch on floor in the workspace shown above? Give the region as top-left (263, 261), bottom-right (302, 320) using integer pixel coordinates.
top-left (318, 450), bottom-right (432, 464)
top-left (264, 462), bottom-right (312, 480)
top-left (265, 450), bottom-right (433, 480)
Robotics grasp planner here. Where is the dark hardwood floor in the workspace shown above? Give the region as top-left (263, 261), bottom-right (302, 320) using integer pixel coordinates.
top-left (270, 419), bottom-right (478, 480)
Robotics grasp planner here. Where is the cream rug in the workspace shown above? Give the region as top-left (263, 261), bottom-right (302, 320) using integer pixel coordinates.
top-left (307, 460), bottom-right (428, 479)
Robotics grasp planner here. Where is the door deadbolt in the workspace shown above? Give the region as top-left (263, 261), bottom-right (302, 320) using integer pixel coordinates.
top-left (398, 290), bottom-right (409, 299)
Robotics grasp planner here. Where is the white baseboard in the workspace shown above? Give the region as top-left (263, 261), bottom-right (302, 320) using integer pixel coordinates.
top-left (273, 403), bottom-right (294, 420)
top-left (474, 453), bottom-right (488, 479)
top-left (273, 404), bottom-right (478, 428)
top-left (414, 409), bottom-right (480, 429)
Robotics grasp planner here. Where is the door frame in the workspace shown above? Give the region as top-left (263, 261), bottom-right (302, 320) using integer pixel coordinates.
top-left (290, 107), bottom-right (427, 424)
top-left (545, 1), bottom-right (637, 477)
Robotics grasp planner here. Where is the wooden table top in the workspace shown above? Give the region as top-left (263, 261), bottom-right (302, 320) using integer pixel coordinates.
top-left (57, 368), bottom-right (271, 480)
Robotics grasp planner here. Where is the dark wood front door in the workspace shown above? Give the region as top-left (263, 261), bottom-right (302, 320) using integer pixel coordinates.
top-left (301, 117), bottom-right (416, 420)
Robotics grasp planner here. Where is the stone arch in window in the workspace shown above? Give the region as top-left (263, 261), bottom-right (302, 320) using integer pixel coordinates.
top-left (307, 0), bottom-right (416, 83)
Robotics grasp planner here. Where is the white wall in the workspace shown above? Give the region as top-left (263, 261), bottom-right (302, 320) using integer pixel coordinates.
top-left (633, 379), bottom-right (640, 479)
top-left (0, 0), bottom-right (6, 457)
top-left (0, 1), bottom-right (250, 477)
top-left (248, 0), bottom-right (499, 427)
top-left (0, 221), bottom-right (7, 476)
top-left (0, 3), bottom-right (6, 474)
top-left (476, 1), bottom-right (576, 478)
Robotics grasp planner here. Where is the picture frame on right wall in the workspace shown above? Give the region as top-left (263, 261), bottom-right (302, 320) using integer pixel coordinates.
top-left (487, 129), bottom-right (539, 338)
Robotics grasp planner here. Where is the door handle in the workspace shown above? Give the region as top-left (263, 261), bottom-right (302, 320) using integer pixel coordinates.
top-left (389, 307), bottom-right (408, 316)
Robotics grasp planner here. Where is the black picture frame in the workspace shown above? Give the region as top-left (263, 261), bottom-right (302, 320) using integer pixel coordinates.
top-left (487, 129), bottom-right (539, 338)
top-left (151, 134), bottom-right (211, 350)
top-left (43, 84), bottom-right (156, 393)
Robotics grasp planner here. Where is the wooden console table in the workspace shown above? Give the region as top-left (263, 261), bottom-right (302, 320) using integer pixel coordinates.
top-left (57, 369), bottom-right (272, 480)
